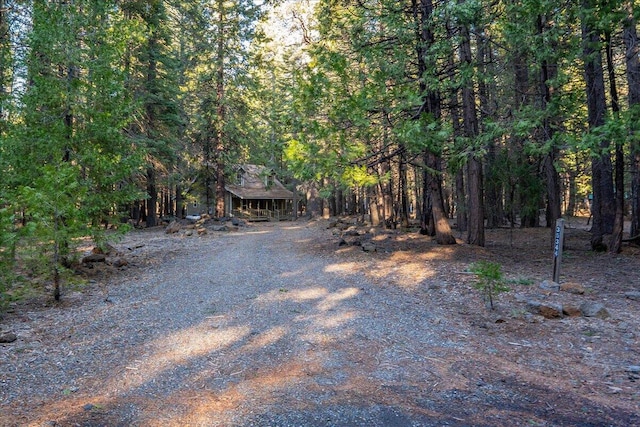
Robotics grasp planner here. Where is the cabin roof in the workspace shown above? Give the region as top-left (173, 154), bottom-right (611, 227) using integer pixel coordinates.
top-left (224, 164), bottom-right (294, 200)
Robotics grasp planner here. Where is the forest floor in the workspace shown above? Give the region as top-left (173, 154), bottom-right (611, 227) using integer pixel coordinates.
top-left (1, 216), bottom-right (639, 426)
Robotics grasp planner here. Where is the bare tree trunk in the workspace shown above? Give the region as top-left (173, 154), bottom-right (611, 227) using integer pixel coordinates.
top-left (322, 177), bottom-right (331, 219)
top-left (566, 169), bottom-right (578, 217)
top-left (411, 0), bottom-right (455, 244)
top-left (0, 0), bottom-right (9, 125)
top-left (398, 150), bottom-right (410, 228)
top-left (466, 158), bottom-right (484, 246)
top-left (426, 152), bottom-right (456, 244)
top-left (369, 186), bottom-right (380, 226)
top-left (421, 165), bottom-right (434, 236)
top-left (623, 1), bottom-right (640, 239)
top-left (537, 14), bottom-right (562, 231)
top-left (444, 19), bottom-right (466, 234)
top-left (144, 5), bottom-right (159, 228)
top-left (381, 156), bottom-right (393, 227)
top-left (214, 0), bottom-right (227, 218)
top-left (605, 31), bottom-right (623, 253)
top-left (176, 185), bottom-right (183, 218)
top-left (336, 187), bottom-right (344, 216)
top-left (477, 30), bottom-right (502, 230)
top-left (306, 182), bottom-right (321, 218)
top-left (460, 20), bottom-right (484, 246)
top-left (146, 167), bottom-right (157, 227)
top-left (544, 151), bottom-right (562, 225)
top-left (582, 4), bottom-right (614, 250)
top-left (455, 169), bottom-right (467, 232)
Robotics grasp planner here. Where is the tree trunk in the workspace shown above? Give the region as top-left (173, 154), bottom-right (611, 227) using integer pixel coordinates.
top-left (485, 140), bottom-right (503, 229)
top-left (453, 168), bottom-right (465, 231)
top-left (0, 0), bottom-right (8, 124)
top-left (214, 0), bottom-right (226, 218)
top-left (306, 182), bottom-right (321, 218)
top-left (176, 185), bottom-right (184, 219)
top-left (146, 167), bottom-right (157, 227)
top-left (336, 187), bottom-right (344, 216)
top-left (369, 186), bottom-right (381, 226)
top-left (145, 6), bottom-right (159, 228)
top-left (623, 1), bottom-right (640, 239)
top-left (466, 158), bottom-right (484, 245)
top-left (605, 31), bottom-right (623, 253)
top-left (537, 14), bottom-right (562, 231)
top-left (378, 148), bottom-right (393, 227)
top-left (398, 150), bottom-right (410, 228)
top-left (544, 151), bottom-right (562, 226)
top-left (610, 142), bottom-right (625, 253)
top-left (477, 31), bottom-right (502, 230)
top-left (420, 165), bottom-right (434, 236)
top-left (292, 178), bottom-right (299, 219)
top-left (541, 89), bottom-right (562, 230)
top-left (460, 21), bottom-right (484, 246)
top-left (215, 160), bottom-right (225, 217)
top-left (443, 19), bottom-right (466, 234)
top-left (426, 152), bottom-right (456, 244)
top-left (322, 177), bottom-right (331, 219)
top-left (581, 4), bottom-right (614, 250)
top-left (566, 169), bottom-right (578, 217)
top-left (411, 0), bottom-right (455, 246)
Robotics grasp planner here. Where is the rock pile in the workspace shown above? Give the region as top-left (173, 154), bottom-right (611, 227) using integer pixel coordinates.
top-left (522, 280), bottom-right (610, 320)
top-left (164, 215), bottom-right (246, 237)
top-left (328, 218), bottom-right (380, 253)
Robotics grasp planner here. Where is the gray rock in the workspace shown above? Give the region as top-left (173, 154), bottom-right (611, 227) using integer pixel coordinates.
top-left (362, 243), bottom-right (377, 252)
top-left (580, 302), bottom-right (610, 319)
top-left (624, 291), bottom-right (640, 301)
top-left (527, 300), bottom-right (564, 319)
top-left (211, 225), bottom-right (229, 232)
top-left (165, 220), bottom-right (181, 234)
top-left (0, 331), bottom-right (17, 343)
top-left (540, 280), bottom-right (560, 292)
top-left (626, 366), bottom-right (640, 373)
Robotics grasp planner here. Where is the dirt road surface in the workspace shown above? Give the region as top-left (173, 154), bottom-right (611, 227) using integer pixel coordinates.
top-left (1, 220), bottom-right (639, 426)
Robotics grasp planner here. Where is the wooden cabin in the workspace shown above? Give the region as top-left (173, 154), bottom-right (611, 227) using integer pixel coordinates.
top-left (224, 165), bottom-right (295, 221)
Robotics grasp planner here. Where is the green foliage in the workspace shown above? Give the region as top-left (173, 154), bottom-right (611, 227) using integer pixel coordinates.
top-left (0, 1), bottom-right (145, 303)
top-left (341, 165), bottom-right (378, 188)
top-left (469, 261), bottom-right (509, 310)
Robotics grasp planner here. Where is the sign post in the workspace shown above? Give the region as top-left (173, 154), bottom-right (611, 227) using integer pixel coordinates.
top-left (552, 218), bottom-right (565, 283)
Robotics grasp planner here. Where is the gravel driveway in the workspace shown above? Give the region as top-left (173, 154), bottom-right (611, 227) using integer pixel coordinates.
top-left (1, 221), bottom-right (638, 426)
